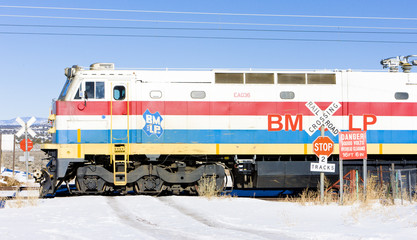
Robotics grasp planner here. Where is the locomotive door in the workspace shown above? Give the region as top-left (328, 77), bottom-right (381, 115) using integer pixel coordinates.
top-left (110, 82), bottom-right (130, 144)
top-left (110, 82), bottom-right (131, 186)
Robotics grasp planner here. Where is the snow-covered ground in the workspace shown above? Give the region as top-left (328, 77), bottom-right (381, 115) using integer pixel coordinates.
top-left (1, 195), bottom-right (416, 240)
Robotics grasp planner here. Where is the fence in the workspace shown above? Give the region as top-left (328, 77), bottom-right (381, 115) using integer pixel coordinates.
top-left (368, 167), bottom-right (417, 205)
top-left (395, 168), bottom-right (417, 204)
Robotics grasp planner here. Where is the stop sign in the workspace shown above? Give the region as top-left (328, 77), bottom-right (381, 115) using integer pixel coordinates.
top-left (313, 136), bottom-right (334, 157)
top-left (20, 139), bottom-right (33, 152)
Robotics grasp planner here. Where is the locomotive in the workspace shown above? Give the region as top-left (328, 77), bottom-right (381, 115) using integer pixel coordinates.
top-left (36, 55), bottom-right (417, 197)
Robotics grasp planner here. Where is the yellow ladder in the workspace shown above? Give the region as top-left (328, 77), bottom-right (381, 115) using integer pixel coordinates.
top-left (113, 144), bottom-right (128, 186)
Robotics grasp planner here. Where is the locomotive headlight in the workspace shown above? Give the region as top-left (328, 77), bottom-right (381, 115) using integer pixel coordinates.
top-left (64, 67), bottom-right (71, 78)
top-left (64, 65), bottom-right (79, 78)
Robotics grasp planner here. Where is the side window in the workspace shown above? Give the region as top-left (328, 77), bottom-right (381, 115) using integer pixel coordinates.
top-left (85, 81), bottom-right (95, 99)
top-left (74, 81), bottom-right (105, 100)
top-left (96, 82), bottom-right (105, 99)
top-left (114, 86), bottom-right (126, 100)
top-left (74, 83), bottom-right (82, 99)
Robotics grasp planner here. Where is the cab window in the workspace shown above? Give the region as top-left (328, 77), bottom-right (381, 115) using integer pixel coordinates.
top-left (74, 83), bottom-right (82, 99)
top-left (58, 79), bottom-right (71, 100)
top-left (85, 82), bottom-right (95, 99)
top-left (96, 82), bottom-right (105, 99)
top-left (74, 81), bottom-right (105, 100)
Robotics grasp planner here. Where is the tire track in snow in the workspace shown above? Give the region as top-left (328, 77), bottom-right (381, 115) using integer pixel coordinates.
top-left (105, 196), bottom-right (197, 240)
top-left (157, 197), bottom-right (296, 240)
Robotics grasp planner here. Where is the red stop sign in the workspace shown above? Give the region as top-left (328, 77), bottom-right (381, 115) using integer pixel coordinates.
top-left (20, 139), bottom-right (33, 152)
top-left (313, 136), bottom-right (334, 157)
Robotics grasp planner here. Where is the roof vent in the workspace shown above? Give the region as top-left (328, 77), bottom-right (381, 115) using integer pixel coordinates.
top-left (90, 63), bottom-right (115, 70)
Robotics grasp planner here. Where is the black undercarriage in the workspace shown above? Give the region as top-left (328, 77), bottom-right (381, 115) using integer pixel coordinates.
top-left (36, 150), bottom-right (417, 198)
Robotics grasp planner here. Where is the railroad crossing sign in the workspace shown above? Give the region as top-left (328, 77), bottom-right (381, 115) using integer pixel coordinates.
top-left (16, 117), bottom-right (37, 138)
top-left (15, 117), bottom-right (36, 181)
top-left (305, 101), bottom-right (341, 136)
top-left (20, 139), bottom-right (33, 152)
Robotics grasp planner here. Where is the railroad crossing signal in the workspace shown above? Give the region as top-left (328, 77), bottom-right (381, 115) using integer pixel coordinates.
top-left (20, 139), bottom-right (33, 152)
top-left (305, 101), bottom-right (341, 136)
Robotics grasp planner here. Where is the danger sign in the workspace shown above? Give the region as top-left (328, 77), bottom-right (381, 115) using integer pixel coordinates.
top-left (339, 131), bottom-right (367, 160)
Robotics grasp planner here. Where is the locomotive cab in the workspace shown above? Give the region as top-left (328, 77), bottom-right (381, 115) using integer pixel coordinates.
top-left (39, 63), bottom-right (225, 196)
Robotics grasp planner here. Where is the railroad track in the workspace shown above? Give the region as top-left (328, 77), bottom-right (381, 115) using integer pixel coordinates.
top-left (0, 186), bottom-right (40, 199)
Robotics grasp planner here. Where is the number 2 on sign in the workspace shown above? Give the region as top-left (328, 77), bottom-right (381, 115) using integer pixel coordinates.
top-left (319, 155), bottom-right (328, 164)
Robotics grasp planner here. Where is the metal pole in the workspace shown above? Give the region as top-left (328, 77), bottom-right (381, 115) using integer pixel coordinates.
top-left (339, 156), bottom-right (343, 205)
top-left (12, 135), bottom-right (15, 176)
top-left (408, 171), bottom-right (412, 203)
top-left (390, 163), bottom-right (395, 203)
top-left (398, 170), bottom-right (403, 205)
top-left (356, 170), bottom-right (359, 200)
top-left (363, 158), bottom-right (367, 200)
top-left (25, 123), bottom-right (29, 182)
top-left (320, 126), bottom-right (325, 203)
top-left (0, 134), bottom-right (2, 171)
top-left (379, 165), bottom-right (383, 188)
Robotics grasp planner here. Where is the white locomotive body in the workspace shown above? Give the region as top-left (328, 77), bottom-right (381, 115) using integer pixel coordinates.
top-left (38, 58), bottom-right (417, 196)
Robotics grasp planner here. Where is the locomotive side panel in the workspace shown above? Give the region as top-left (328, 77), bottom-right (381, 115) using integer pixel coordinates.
top-left (38, 65), bottom-right (417, 196)
top-left (345, 72), bottom-right (417, 154)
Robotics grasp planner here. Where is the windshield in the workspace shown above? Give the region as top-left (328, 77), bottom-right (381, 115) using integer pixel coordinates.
top-left (58, 79), bottom-right (71, 100)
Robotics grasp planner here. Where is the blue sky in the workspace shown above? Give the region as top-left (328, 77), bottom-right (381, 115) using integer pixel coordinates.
top-left (0, 0), bottom-right (416, 119)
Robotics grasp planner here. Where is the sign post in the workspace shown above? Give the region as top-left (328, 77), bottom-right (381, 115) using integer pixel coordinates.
top-left (306, 101), bottom-right (340, 203)
top-left (311, 130), bottom-right (335, 202)
top-left (16, 117), bottom-right (36, 181)
top-left (339, 131), bottom-right (367, 202)
top-left (319, 127), bottom-right (325, 202)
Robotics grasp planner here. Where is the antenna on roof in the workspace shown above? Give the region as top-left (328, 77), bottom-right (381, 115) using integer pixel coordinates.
top-left (381, 55), bottom-right (417, 73)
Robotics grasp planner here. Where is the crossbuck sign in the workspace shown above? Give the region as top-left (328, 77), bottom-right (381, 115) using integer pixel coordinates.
top-left (16, 117), bottom-right (37, 138)
top-left (305, 101), bottom-right (341, 136)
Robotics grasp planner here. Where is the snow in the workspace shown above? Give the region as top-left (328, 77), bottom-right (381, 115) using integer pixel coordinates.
top-left (0, 195), bottom-right (416, 240)
top-left (1, 167), bottom-right (34, 183)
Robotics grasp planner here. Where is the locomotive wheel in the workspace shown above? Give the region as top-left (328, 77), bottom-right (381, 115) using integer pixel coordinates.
top-left (134, 176), bottom-right (163, 195)
top-left (76, 176), bottom-right (106, 194)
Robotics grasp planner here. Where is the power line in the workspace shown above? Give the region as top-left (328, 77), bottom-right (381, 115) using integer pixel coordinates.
top-left (1, 14), bottom-right (417, 30)
top-left (1, 23), bottom-right (417, 35)
top-left (0, 31), bottom-right (416, 44)
top-left (0, 5), bottom-right (416, 21)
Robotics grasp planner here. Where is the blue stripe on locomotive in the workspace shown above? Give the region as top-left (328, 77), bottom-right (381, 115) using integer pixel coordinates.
top-left (55, 129), bottom-right (417, 144)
